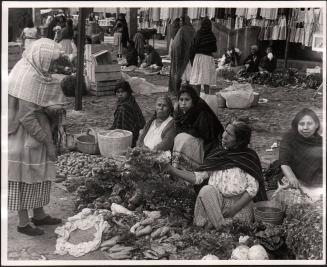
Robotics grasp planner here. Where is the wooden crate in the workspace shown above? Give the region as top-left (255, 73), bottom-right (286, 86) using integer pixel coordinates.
top-left (95, 71), bottom-right (121, 82)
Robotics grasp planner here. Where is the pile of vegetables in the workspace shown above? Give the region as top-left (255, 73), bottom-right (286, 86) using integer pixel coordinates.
top-left (283, 200), bottom-right (323, 260)
top-left (57, 148), bottom-right (323, 260)
top-left (236, 68), bottom-right (322, 89)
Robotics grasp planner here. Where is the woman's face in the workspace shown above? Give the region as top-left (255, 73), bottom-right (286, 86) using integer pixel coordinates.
top-left (222, 124), bottom-right (237, 149)
top-left (178, 92), bottom-right (193, 114)
top-left (156, 98), bottom-right (170, 120)
top-left (297, 115), bottom-right (319, 138)
top-left (116, 88), bottom-right (128, 101)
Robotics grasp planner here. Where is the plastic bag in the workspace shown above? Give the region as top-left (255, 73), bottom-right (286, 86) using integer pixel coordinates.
top-left (219, 81), bottom-right (254, 109)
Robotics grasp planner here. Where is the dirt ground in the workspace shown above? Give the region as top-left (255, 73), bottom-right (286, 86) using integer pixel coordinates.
top-left (6, 50), bottom-right (323, 262)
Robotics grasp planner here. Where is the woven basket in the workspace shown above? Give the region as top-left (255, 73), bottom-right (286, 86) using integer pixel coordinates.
top-left (254, 201), bottom-right (284, 225)
top-left (97, 129), bottom-right (132, 157)
top-left (75, 128), bottom-right (99, 155)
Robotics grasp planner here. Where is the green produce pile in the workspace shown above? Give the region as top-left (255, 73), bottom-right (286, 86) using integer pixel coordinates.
top-left (221, 68), bottom-right (323, 89)
top-left (57, 149), bottom-right (323, 260)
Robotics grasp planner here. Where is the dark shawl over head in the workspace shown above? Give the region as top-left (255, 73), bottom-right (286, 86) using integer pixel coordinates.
top-left (197, 147), bottom-right (268, 202)
top-left (171, 18), bottom-right (181, 39)
top-left (169, 16), bottom-right (195, 94)
top-left (174, 87), bottom-right (224, 154)
top-left (190, 18), bottom-right (217, 64)
top-left (279, 130), bottom-right (322, 187)
top-left (111, 95), bottom-right (145, 147)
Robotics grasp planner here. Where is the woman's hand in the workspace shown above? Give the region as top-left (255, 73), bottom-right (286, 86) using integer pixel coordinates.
top-left (222, 206), bottom-right (237, 218)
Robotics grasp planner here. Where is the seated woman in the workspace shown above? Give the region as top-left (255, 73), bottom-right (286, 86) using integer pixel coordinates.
top-left (243, 45), bottom-right (260, 73)
top-left (138, 95), bottom-right (176, 151)
top-left (125, 40), bottom-right (138, 67)
top-left (259, 46), bottom-right (277, 73)
top-left (279, 108), bottom-right (322, 197)
top-left (162, 119), bottom-right (267, 230)
top-left (143, 44), bottom-right (163, 70)
top-left (110, 81), bottom-right (146, 147)
top-left (172, 85), bottom-right (224, 171)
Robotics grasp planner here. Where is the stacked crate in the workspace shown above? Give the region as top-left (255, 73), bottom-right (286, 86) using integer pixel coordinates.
top-left (8, 42), bottom-right (22, 72)
top-left (85, 44), bottom-right (122, 96)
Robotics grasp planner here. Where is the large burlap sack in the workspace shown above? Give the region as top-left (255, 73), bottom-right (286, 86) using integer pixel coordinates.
top-left (220, 81), bottom-right (254, 109)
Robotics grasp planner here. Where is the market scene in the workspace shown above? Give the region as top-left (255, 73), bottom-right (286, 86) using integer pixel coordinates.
top-left (3, 3), bottom-right (325, 263)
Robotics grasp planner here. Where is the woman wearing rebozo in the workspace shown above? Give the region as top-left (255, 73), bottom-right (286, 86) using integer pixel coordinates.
top-left (110, 81), bottom-right (146, 148)
top-left (138, 95), bottom-right (176, 151)
top-left (8, 38), bottom-right (68, 236)
top-left (279, 108), bottom-right (323, 200)
top-left (162, 119), bottom-right (267, 230)
top-left (172, 85), bottom-right (224, 171)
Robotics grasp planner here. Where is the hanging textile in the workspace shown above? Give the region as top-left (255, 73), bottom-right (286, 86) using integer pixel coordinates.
top-left (278, 15), bottom-right (287, 40)
top-left (169, 8), bottom-right (183, 21)
top-left (235, 8), bottom-right (247, 17)
top-left (247, 8), bottom-right (258, 19)
top-left (208, 8), bottom-right (216, 19)
top-left (200, 8), bottom-right (207, 18)
top-left (160, 8), bottom-right (169, 20)
top-left (216, 8), bottom-right (225, 19)
top-left (260, 8), bottom-right (278, 20)
top-left (152, 8), bottom-right (160, 22)
top-left (188, 8), bottom-right (199, 20)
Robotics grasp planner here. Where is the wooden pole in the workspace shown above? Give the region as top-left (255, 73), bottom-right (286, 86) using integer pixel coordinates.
top-left (284, 9), bottom-right (292, 69)
top-left (75, 8), bottom-right (87, 111)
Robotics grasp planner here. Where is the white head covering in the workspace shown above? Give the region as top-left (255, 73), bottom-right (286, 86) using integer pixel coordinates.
top-left (8, 38), bottom-right (68, 107)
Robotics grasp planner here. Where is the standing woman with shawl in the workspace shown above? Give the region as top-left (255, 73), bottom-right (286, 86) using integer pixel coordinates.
top-left (133, 29), bottom-right (145, 63)
top-left (168, 18), bottom-right (181, 58)
top-left (169, 16), bottom-right (195, 95)
top-left (279, 108), bottom-right (322, 194)
top-left (8, 39), bottom-right (67, 236)
top-left (110, 81), bottom-right (146, 147)
top-left (172, 85), bottom-right (224, 171)
top-left (189, 18), bottom-right (217, 95)
top-left (56, 18), bottom-right (74, 55)
top-left (138, 95), bottom-right (176, 151)
top-left (162, 119), bottom-right (267, 230)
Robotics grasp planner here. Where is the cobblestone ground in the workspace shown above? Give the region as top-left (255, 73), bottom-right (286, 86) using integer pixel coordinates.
top-left (6, 56), bottom-right (323, 262)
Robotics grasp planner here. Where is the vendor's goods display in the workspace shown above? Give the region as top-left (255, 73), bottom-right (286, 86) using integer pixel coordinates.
top-left (56, 146), bottom-right (323, 260)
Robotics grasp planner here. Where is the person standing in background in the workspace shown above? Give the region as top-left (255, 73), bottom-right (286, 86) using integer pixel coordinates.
top-left (168, 18), bottom-right (181, 58)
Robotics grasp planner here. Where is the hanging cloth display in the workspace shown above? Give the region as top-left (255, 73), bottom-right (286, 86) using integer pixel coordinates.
top-left (208, 8), bottom-right (216, 18)
top-left (235, 8), bottom-right (247, 17)
top-left (278, 15), bottom-right (287, 40)
top-left (246, 8), bottom-right (258, 19)
top-left (160, 8), bottom-right (169, 20)
top-left (152, 8), bottom-right (160, 22)
top-left (188, 8), bottom-right (199, 20)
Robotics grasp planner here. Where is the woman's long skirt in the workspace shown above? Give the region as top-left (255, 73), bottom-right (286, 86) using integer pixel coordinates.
top-left (190, 54), bottom-right (216, 86)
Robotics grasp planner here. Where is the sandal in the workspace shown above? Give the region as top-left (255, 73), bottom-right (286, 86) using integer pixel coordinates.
top-left (17, 223), bottom-right (44, 236)
top-left (31, 215), bottom-right (62, 226)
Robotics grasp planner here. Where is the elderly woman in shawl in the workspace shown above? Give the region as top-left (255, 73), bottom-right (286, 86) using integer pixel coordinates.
top-left (189, 18), bottom-right (217, 95)
top-left (279, 108), bottom-right (322, 199)
top-left (138, 95), bottom-right (176, 151)
top-left (110, 81), bottom-right (146, 147)
top-left (8, 39), bottom-right (67, 236)
top-left (56, 18), bottom-right (74, 55)
top-left (172, 85), bottom-right (224, 171)
top-left (169, 15), bottom-right (195, 95)
top-left (162, 119), bottom-right (267, 230)
top-left (259, 46), bottom-right (277, 73)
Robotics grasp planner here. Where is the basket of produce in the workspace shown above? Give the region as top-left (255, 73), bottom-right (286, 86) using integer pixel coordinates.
top-left (254, 201), bottom-right (284, 225)
top-left (75, 128), bottom-right (99, 155)
top-left (97, 129), bottom-right (133, 157)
